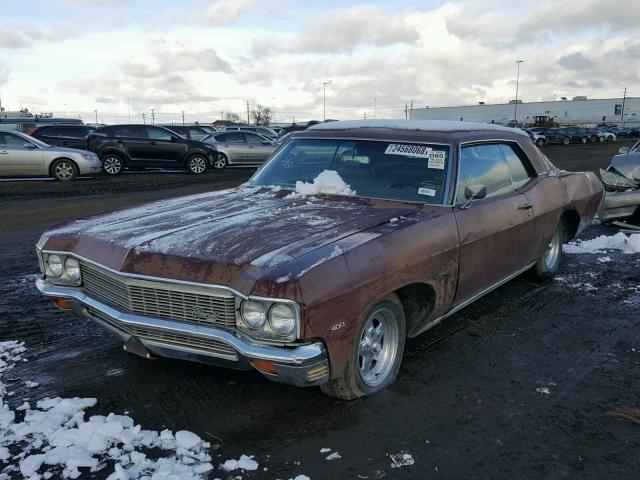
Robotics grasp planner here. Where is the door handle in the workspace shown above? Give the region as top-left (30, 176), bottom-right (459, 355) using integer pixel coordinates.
top-left (518, 203), bottom-right (534, 210)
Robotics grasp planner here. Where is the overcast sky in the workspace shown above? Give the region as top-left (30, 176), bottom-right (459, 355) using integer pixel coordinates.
top-left (0, 0), bottom-right (638, 124)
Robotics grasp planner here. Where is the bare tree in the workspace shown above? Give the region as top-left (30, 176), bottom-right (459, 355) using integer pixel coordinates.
top-left (251, 105), bottom-right (272, 126)
top-left (224, 112), bottom-right (241, 124)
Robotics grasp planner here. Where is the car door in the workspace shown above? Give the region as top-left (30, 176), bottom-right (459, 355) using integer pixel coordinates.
top-left (242, 132), bottom-right (275, 162)
top-left (216, 132), bottom-right (247, 163)
top-left (452, 142), bottom-right (541, 305)
top-left (145, 126), bottom-right (185, 165)
top-left (0, 132), bottom-right (45, 176)
top-left (111, 125), bottom-right (149, 164)
top-left (35, 126), bottom-right (61, 146)
top-left (57, 126), bottom-right (88, 150)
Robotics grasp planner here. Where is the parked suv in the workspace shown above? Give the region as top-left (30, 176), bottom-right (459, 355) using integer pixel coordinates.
top-left (30, 125), bottom-right (96, 150)
top-left (87, 124), bottom-right (216, 175)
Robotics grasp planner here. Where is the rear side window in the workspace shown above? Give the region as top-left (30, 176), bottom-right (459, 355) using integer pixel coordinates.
top-left (499, 144), bottom-right (534, 189)
top-left (222, 132), bottom-right (244, 143)
top-left (112, 125), bottom-right (147, 138)
top-left (146, 127), bottom-right (173, 140)
top-left (38, 127), bottom-right (60, 137)
top-left (243, 133), bottom-right (264, 144)
top-left (58, 126), bottom-right (86, 138)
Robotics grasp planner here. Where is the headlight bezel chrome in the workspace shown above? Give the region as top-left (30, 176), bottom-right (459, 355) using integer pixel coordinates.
top-left (41, 252), bottom-right (83, 286)
top-left (238, 297), bottom-right (300, 342)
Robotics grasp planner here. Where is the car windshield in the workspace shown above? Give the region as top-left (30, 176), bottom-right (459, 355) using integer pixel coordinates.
top-left (23, 134), bottom-right (50, 148)
top-left (249, 138), bottom-right (450, 204)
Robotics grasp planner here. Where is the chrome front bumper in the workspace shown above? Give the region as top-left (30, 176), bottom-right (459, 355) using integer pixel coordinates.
top-left (598, 190), bottom-right (640, 222)
top-left (36, 279), bottom-right (329, 387)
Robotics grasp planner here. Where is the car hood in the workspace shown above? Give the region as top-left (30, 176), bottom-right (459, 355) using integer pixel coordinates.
top-left (611, 152), bottom-right (640, 181)
top-left (42, 186), bottom-right (422, 294)
top-left (45, 146), bottom-right (93, 156)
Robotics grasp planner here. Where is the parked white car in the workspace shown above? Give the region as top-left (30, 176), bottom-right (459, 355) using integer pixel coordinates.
top-left (0, 130), bottom-right (101, 181)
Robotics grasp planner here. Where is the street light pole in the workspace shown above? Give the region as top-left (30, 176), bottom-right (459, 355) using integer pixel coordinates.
top-left (514, 60), bottom-right (523, 123)
top-left (374, 98), bottom-right (377, 119)
top-left (94, 109), bottom-right (98, 125)
top-left (322, 82), bottom-right (331, 121)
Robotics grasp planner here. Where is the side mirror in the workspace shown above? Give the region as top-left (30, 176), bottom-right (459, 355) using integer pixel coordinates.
top-left (461, 184), bottom-right (487, 209)
top-left (23, 143), bottom-right (37, 149)
top-left (619, 147), bottom-right (630, 154)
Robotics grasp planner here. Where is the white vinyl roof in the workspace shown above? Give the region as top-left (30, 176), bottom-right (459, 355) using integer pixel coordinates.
top-left (308, 119), bottom-right (529, 137)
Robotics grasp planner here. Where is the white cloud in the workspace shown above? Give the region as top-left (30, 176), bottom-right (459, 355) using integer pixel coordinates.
top-left (123, 47), bottom-right (234, 77)
top-left (205, 0), bottom-right (256, 25)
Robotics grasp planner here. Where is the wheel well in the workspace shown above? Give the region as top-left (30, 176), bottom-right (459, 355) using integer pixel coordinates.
top-left (394, 283), bottom-right (436, 337)
top-left (49, 157), bottom-right (77, 176)
top-left (560, 210), bottom-right (580, 243)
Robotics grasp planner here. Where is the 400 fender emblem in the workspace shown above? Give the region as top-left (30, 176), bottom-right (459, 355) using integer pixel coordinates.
top-left (330, 322), bottom-right (346, 332)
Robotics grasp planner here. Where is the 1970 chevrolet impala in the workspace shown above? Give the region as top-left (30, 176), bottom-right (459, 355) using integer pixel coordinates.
top-left (36, 120), bottom-right (603, 399)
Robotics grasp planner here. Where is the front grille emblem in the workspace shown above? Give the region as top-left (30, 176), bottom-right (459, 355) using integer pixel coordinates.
top-left (190, 306), bottom-right (220, 322)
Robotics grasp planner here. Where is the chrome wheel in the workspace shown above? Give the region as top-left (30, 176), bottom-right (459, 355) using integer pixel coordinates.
top-left (188, 156), bottom-right (207, 174)
top-left (213, 154), bottom-right (227, 169)
top-left (54, 161), bottom-right (74, 181)
top-left (544, 229), bottom-right (561, 270)
top-left (358, 306), bottom-right (399, 387)
top-left (103, 156), bottom-right (122, 175)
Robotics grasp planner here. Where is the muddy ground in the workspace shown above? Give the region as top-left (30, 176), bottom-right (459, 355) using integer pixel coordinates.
top-left (1, 140), bottom-right (639, 479)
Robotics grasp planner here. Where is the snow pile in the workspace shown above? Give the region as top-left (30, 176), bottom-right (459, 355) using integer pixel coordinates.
top-left (294, 170), bottom-right (355, 197)
top-left (220, 454), bottom-right (259, 471)
top-left (325, 452), bottom-right (341, 461)
top-left (564, 233), bottom-right (640, 254)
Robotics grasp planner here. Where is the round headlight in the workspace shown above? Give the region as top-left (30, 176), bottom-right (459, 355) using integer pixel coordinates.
top-left (241, 300), bottom-right (266, 329)
top-left (65, 257), bottom-right (81, 281)
top-left (268, 303), bottom-right (296, 336)
top-left (47, 254), bottom-right (64, 278)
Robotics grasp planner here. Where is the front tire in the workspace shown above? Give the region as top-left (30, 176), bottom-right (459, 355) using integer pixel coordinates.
top-left (320, 295), bottom-right (406, 400)
top-left (598, 136), bottom-right (605, 143)
top-left (535, 138), bottom-right (545, 147)
top-left (562, 137), bottom-right (570, 145)
top-left (213, 153), bottom-right (228, 169)
top-left (101, 154), bottom-right (124, 175)
top-left (51, 159), bottom-right (78, 182)
top-left (530, 224), bottom-right (562, 281)
top-left (186, 155), bottom-right (208, 175)
top-left (580, 137), bottom-right (588, 144)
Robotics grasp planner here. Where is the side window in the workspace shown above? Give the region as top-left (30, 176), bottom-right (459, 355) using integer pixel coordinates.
top-left (146, 127), bottom-right (173, 140)
top-left (456, 144), bottom-right (513, 204)
top-left (0, 132), bottom-right (28, 147)
top-left (243, 133), bottom-right (263, 144)
top-left (112, 125), bottom-right (147, 138)
top-left (58, 127), bottom-right (85, 138)
top-left (40, 127), bottom-right (60, 137)
top-left (224, 132), bottom-right (245, 143)
top-left (213, 133), bottom-right (227, 142)
top-left (500, 144), bottom-right (534, 189)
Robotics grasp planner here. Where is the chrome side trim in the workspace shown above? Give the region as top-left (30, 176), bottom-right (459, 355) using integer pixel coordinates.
top-left (36, 278), bottom-right (323, 365)
top-left (415, 261), bottom-right (536, 336)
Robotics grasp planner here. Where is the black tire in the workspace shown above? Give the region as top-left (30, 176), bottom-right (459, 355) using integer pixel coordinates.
top-left (530, 223), bottom-right (563, 281)
top-left (213, 153), bottom-right (228, 169)
top-left (535, 138), bottom-right (545, 147)
top-left (50, 159), bottom-right (78, 182)
top-left (186, 154), bottom-right (208, 175)
top-left (580, 137), bottom-right (588, 144)
top-left (320, 294), bottom-right (406, 400)
top-left (562, 137), bottom-right (570, 145)
top-left (101, 154), bottom-right (124, 175)
top-left (598, 136), bottom-right (605, 143)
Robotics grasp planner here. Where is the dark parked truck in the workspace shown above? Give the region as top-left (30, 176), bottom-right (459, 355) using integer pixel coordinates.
top-left (35, 120), bottom-right (603, 399)
top-left (87, 124), bottom-right (217, 175)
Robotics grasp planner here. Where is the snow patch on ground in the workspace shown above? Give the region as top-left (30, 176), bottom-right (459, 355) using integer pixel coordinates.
top-left (294, 170), bottom-right (355, 197)
top-left (389, 452), bottom-right (414, 468)
top-left (564, 233), bottom-right (640, 254)
top-left (325, 451), bottom-right (341, 461)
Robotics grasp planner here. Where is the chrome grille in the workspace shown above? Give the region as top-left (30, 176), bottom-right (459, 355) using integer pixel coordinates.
top-left (80, 262), bottom-right (237, 329)
top-left (88, 308), bottom-right (237, 358)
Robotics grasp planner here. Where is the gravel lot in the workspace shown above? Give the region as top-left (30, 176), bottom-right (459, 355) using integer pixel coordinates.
top-left (1, 141), bottom-right (639, 479)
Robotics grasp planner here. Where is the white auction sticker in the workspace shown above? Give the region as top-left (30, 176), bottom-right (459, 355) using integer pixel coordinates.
top-left (385, 143), bottom-right (432, 158)
top-left (427, 151), bottom-right (446, 170)
top-left (418, 187), bottom-right (436, 196)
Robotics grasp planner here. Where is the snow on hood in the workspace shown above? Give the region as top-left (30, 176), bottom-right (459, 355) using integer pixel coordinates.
top-left (294, 170), bottom-right (355, 197)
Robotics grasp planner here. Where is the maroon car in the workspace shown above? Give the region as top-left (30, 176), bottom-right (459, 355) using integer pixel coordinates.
top-left (35, 120), bottom-right (603, 399)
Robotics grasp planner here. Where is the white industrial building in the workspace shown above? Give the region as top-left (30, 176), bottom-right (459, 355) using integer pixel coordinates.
top-left (409, 96), bottom-right (640, 127)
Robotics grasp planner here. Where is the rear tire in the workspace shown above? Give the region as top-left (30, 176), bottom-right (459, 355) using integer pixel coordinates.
top-left (320, 295), bottom-right (406, 400)
top-left (580, 137), bottom-right (588, 144)
top-left (186, 155), bottom-right (208, 175)
top-left (530, 223), bottom-right (563, 281)
top-left (101, 154), bottom-right (124, 175)
top-left (562, 137), bottom-right (570, 145)
top-left (51, 159), bottom-right (78, 182)
top-left (213, 153), bottom-right (228, 169)
top-left (598, 136), bottom-right (605, 143)
top-left (535, 138), bottom-right (545, 147)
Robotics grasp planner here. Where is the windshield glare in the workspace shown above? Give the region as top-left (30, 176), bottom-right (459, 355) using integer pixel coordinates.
top-left (250, 139), bottom-right (450, 203)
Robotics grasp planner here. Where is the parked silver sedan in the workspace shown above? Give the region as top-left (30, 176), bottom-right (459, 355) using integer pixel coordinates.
top-left (0, 130), bottom-right (101, 181)
top-left (202, 131), bottom-right (277, 169)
